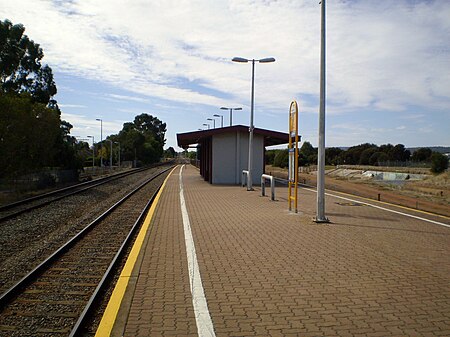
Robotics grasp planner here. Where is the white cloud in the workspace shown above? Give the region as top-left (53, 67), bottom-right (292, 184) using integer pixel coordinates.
top-left (2, 0), bottom-right (449, 146)
top-left (58, 104), bottom-right (86, 108)
top-left (104, 94), bottom-right (151, 103)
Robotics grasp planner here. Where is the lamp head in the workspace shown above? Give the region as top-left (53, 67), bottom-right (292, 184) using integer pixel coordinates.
top-left (259, 57), bottom-right (275, 63)
top-left (232, 57), bottom-right (248, 63)
top-left (220, 107), bottom-right (229, 110)
top-left (213, 114), bottom-right (220, 117)
top-left (234, 107), bottom-right (243, 111)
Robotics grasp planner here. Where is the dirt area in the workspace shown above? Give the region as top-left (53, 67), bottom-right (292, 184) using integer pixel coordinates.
top-left (266, 165), bottom-right (450, 217)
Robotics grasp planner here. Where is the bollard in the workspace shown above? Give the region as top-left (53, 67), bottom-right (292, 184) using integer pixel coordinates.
top-left (261, 174), bottom-right (275, 201)
top-left (242, 170), bottom-right (249, 188)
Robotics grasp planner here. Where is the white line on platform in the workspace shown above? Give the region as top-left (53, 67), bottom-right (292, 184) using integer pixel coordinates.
top-left (301, 186), bottom-right (450, 228)
top-left (179, 165), bottom-right (216, 337)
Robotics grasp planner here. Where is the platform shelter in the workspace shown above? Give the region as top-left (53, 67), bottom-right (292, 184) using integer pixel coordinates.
top-left (177, 125), bottom-right (290, 185)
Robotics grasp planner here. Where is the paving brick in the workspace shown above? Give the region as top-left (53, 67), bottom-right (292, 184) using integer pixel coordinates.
top-left (115, 165), bottom-right (450, 336)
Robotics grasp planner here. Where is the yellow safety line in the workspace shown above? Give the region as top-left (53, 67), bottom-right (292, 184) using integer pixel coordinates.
top-left (317, 186), bottom-right (449, 220)
top-left (95, 166), bottom-right (178, 337)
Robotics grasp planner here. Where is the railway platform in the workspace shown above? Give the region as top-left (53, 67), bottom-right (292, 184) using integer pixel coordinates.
top-left (96, 164), bottom-right (450, 337)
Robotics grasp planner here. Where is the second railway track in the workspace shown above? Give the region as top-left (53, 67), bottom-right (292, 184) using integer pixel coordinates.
top-left (0, 165), bottom-right (174, 336)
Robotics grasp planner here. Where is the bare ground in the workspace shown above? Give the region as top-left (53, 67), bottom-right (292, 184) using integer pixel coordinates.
top-left (266, 165), bottom-right (450, 217)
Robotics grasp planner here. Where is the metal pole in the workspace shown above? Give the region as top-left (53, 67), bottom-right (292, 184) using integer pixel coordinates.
top-left (89, 136), bottom-right (95, 171)
top-left (96, 119), bottom-right (103, 167)
top-left (316, 0), bottom-right (329, 223)
top-left (229, 108), bottom-right (232, 126)
top-left (117, 143), bottom-right (120, 168)
top-left (247, 59), bottom-right (255, 191)
top-left (100, 120), bottom-right (103, 167)
top-left (109, 140), bottom-right (112, 170)
top-left (221, 115), bottom-right (223, 128)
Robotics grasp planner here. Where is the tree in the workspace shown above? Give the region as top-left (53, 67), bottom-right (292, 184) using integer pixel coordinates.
top-left (0, 93), bottom-right (61, 177)
top-left (265, 150), bottom-right (277, 165)
top-left (359, 147), bottom-right (378, 165)
top-left (299, 141), bottom-right (317, 165)
top-left (325, 147), bottom-right (343, 165)
top-left (390, 144), bottom-right (410, 162)
top-left (344, 143), bottom-right (377, 165)
top-left (0, 20), bottom-right (81, 179)
top-left (164, 147), bottom-right (176, 158)
top-left (369, 152), bottom-right (389, 166)
top-left (0, 19), bottom-right (56, 104)
top-left (411, 147), bottom-right (432, 162)
top-left (273, 149), bottom-right (289, 168)
top-left (115, 114), bottom-right (167, 164)
top-left (430, 152), bottom-right (448, 173)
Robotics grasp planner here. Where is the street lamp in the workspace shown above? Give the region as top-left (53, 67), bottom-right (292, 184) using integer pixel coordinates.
top-left (220, 107), bottom-right (242, 126)
top-left (207, 118), bottom-right (215, 129)
top-left (213, 114), bottom-right (223, 128)
top-left (105, 139), bottom-right (113, 170)
top-left (114, 141), bottom-right (120, 168)
top-left (232, 56), bottom-right (275, 190)
top-left (87, 135), bottom-right (95, 171)
top-left (203, 123), bottom-right (210, 129)
top-left (96, 118), bottom-right (103, 167)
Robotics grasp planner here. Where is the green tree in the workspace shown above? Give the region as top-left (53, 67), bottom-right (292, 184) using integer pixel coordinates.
top-left (299, 141), bottom-right (317, 165)
top-left (273, 149), bottom-right (289, 168)
top-left (115, 114), bottom-right (166, 164)
top-left (390, 144), bottom-right (410, 162)
top-left (265, 150), bottom-right (277, 165)
top-left (0, 93), bottom-right (61, 177)
top-left (325, 147), bottom-right (343, 165)
top-left (430, 152), bottom-right (448, 173)
top-left (164, 147), bottom-right (176, 158)
top-left (411, 147), bottom-right (432, 162)
top-left (0, 19), bottom-right (56, 104)
top-left (369, 152), bottom-right (389, 166)
top-left (359, 147), bottom-right (379, 165)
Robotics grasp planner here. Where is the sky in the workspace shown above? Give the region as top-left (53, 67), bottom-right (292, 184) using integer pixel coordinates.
top-left (1, 0), bottom-right (449, 150)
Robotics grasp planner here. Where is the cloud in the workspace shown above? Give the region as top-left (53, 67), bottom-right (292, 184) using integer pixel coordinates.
top-left (104, 94), bottom-right (151, 103)
top-left (58, 104), bottom-right (86, 108)
top-left (3, 0), bottom-right (447, 113)
top-left (2, 0), bottom-right (449, 147)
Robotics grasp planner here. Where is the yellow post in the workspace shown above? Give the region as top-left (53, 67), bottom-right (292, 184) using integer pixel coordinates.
top-left (288, 101), bottom-right (299, 212)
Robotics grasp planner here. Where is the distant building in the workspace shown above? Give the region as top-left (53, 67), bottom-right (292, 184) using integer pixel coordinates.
top-left (177, 125), bottom-right (290, 185)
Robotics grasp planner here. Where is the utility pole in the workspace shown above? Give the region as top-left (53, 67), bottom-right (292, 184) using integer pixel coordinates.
top-left (316, 0), bottom-right (329, 223)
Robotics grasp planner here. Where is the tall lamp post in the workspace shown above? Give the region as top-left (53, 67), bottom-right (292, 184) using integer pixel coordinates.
top-left (96, 118), bottom-right (103, 167)
top-left (316, 0), bottom-right (329, 222)
top-left (203, 123), bottom-right (210, 129)
top-left (213, 114), bottom-right (223, 128)
top-left (87, 135), bottom-right (95, 171)
top-left (232, 56), bottom-right (275, 190)
top-left (220, 106), bottom-right (242, 126)
top-left (207, 118), bottom-right (215, 129)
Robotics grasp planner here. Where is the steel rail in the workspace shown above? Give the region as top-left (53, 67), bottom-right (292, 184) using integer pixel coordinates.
top-left (0, 165), bottom-right (173, 309)
top-left (0, 168), bottom-right (142, 212)
top-left (0, 167), bottom-right (151, 223)
top-left (69, 178), bottom-right (162, 336)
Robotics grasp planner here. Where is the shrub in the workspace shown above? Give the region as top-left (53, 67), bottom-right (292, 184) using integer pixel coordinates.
top-left (273, 149), bottom-right (289, 168)
top-left (430, 152), bottom-right (448, 173)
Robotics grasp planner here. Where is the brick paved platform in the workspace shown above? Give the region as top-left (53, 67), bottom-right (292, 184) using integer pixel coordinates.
top-left (101, 164), bottom-right (450, 337)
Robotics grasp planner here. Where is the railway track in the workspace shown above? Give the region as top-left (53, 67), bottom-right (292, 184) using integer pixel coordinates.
top-left (0, 165), bottom-right (174, 336)
top-left (0, 167), bottom-right (153, 223)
